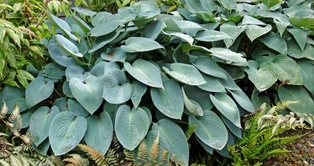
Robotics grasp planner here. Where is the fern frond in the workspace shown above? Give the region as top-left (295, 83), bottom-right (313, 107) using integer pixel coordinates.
top-left (149, 131), bottom-right (160, 162)
top-left (104, 148), bottom-right (119, 166)
top-left (77, 144), bottom-right (106, 166)
top-left (124, 149), bottom-right (135, 162)
top-left (0, 160), bottom-right (10, 166)
top-left (8, 104), bottom-right (20, 123)
top-left (1, 100), bottom-right (8, 118)
top-left (63, 153), bottom-right (89, 166)
top-left (137, 140), bottom-right (148, 162)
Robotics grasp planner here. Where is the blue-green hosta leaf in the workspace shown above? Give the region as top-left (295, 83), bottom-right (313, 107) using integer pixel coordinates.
top-left (143, 20), bottom-right (166, 40)
top-left (189, 110), bottom-right (228, 150)
top-left (245, 60), bottom-right (278, 92)
top-left (288, 40), bottom-right (314, 60)
top-left (195, 30), bottom-right (230, 42)
top-left (287, 28), bottom-right (308, 51)
top-left (47, 11), bottom-right (77, 41)
top-left (101, 47), bottom-right (127, 62)
top-left (49, 111), bottom-right (87, 156)
top-left (48, 43), bottom-right (76, 67)
top-left (71, 7), bottom-right (97, 17)
top-left (219, 0), bottom-right (236, 9)
top-left (183, 85), bottom-right (214, 110)
top-left (151, 80), bottom-right (184, 119)
top-left (67, 99), bottom-right (89, 117)
top-left (102, 69), bottom-right (132, 104)
top-left (84, 112), bottom-right (113, 154)
top-left (90, 61), bottom-right (107, 77)
top-left (195, 136), bottom-right (214, 154)
top-left (32, 139), bottom-right (50, 156)
top-left (210, 93), bottom-right (241, 128)
top-left (26, 77), bottom-right (54, 108)
top-left (163, 31), bottom-right (194, 45)
top-left (163, 63), bottom-right (206, 86)
top-left (71, 15), bottom-right (91, 33)
top-left (115, 105), bottom-right (150, 150)
top-left (298, 60), bottom-right (314, 95)
top-left (259, 32), bottom-right (287, 55)
top-left (153, 119), bottom-right (189, 165)
top-left (131, 80), bottom-right (147, 109)
top-left (55, 34), bottom-right (83, 57)
top-left (90, 20), bottom-right (123, 37)
top-left (30, 106), bottom-right (59, 146)
top-left (221, 116), bottom-right (242, 139)
top-left (134, 0), bottom-right (160, 19)
top-left (192, 56), bottom-right (227, 79)
top-left (0, 86), bottom-right (27, 113)
top-left (209, 48), bottom-right (248, 66)
top-left (182, 87), bottom-right (203, 116)
top-left (278, 86), bottom-right (314, 114)
top-left (228, 89), bottom-right (255, 112)
top-left (53, 98), bottom-right (68, 112)
top-left (65, 65), bottom-right (86, 82)
top-left (124, 59), bottom-right (163, 88)
top-left (197, 74), bottom-right (226, 93)
top-left (175, 20), bottom-right (204, 36)
top-left (103, 102), bottom-right (121, 127)
top-left (89, 31), bottom-right (120, 53)
top-left (42, 63), bottom-right (65, 80)
top-left (21, 108), bottom-right (35, 129)
top-left (91, 11), bottom-right (112, 27)
top-left (104, 62), bottom-right (121, 73)
top-left (242, 15), bottom-right (266, 25)
top-left (69, 75), bottom-right (103, 114)
top-left (121, 37), bottom-right (164, 53)
top-left (220, 22), bottom-right (246, 48)
top-left (245, 24), bottom-right (272, 42)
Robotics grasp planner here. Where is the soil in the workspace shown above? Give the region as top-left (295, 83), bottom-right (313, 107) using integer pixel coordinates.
top-left (262, 129), bottom-right (314, 166)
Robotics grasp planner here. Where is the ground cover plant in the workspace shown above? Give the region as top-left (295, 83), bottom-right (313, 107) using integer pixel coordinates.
top-left (0, 0), bottom-right (313, 165)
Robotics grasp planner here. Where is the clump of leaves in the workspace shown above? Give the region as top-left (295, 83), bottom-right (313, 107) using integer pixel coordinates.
top-left (229, 102), bottom-right (312, 166)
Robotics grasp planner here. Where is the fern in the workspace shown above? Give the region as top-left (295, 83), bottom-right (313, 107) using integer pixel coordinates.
top-left (229, 101), bottom-right (311, 166)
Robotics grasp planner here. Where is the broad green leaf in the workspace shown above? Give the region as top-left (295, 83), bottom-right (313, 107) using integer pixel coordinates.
top-left (90, 20), bottom-right (123, 37)
top-left (115, 105), bottom-right (150, 150)
top-left (195, 136), bottom-right (214, 154)
top-left (229, 89), bottom-right (255, 112)
top-left (102, 69), bottom-right (132, 104)
top-left (163, 63), bottom-right (206, 86)
top-left (195, 30), bottom-right (230, 42)
top-left (72, 7), bottom-right (97, 17)
top-left (103, 102), bottom-right (121, 127)
top-left (242, 15), bottom-right (266, 25)
top-left (65, 65), bottom-right (85, 82)
top-left (221, 116), bottom-right (242, 139)
top-left (89, 31), bottom-right (120, 53)
top-left (151, 80), bottom-right (184, 119)
top-left (29, 106), bottom-right (59, 146)
top-left (192, 56), bottom-right (227, 79)
top-left (26, 77), bottom-right (54, 108)
top-left (55, 34), bottom-right (83, 57)
top-left (189, 110), bottom-right (228, 150)
top-left (298, 60), bottom-right (314, 95)
top-left (197, 74), bottom-right (226, 93)
top-left (183, 85), bottom-right (214, 110)
top-left (104, 61), bottom-right (120, 73)
top-left (287, 39), bottom-right (314, 60)
top-left (47, 11), bottom-right (77, 41)
top-left (219, 0), bottom-right (236, 9)
top-left (91, 12), bottom-right (112, 27)
top-left (67, 99), bottom-right (89, 117)
top-left (278, 86), bottom-right (314, 114)
top-left (16, 69), bottom-right (34, 88)
top-left (175, 20), bottom-right (204, 36)
top-left (182, 87), bottom-right (203, 116)
top-left (48, 43), bottom-right (76, 67)
top-left (71, 15), bottom-right (91, 33)
top-left (90, 61), bottom-right (107, 77)
top-left (288, 28), bottom-right (308, 51)
top-left (220, 23), bottom-right (246, 48)
top-left (121, 37), bottom-right (164, 53)
top-left (245, 60), bottom-right (277, 92)
top-left (20, 108), bottom-right (34, 129)
top-left (210, 93), bottom-right (241, 128)
top-left (259, 32), bottom-right (287, 55)
top-left (153, 119), bottom-right (189, 165)
top-left (131, 80), bottom-right (147, 109)
top-left (289, 17), bottom-right (314, 30)
top-left (163, 31), bottom-right (194, 45)
top-left (245, 24), bottom-right (272, 42)
top-left (49, 111), bottom-right (87, 156)
top-left (124, 59), bottom-right (163, 88)
top-left (251, 88), bottom-right (271, 109)
top-left (261, 0), bottom-right (282, 8)
top-left (84, 112), bottom-right (113, 154)
top-left (101, 47), bottom-right (127, 62)
top-left (69, 75), bottom-right (103, 114)
top-left (209, 48), bottom-right (248, 66)
top-left (42, 63), bottom-right (65, 80)
top-left (134, 0), bottom-right (160, 19)
top-left (0, 26), bottom-right (5, 43)
top-left (32, 139), bottom-right (50, 156)
top-left (143, 20), bottom-right (166, 40)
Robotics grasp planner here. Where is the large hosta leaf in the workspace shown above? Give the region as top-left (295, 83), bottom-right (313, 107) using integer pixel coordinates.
top-left (278, 86), bottom-right (314, 114)
top-left (115, 105), bottom-right (150, 150)
top-left (193, 56), bottom-right (227, 79)
top-left (48, 43), bottom-right (76, 67)
top-left (182, 87), bottom-right (203, 116)
top-left (245, 24), bottom-right (272, 42)
top-left (29, 106), bottom-right (59, 146)
top-left (183, 85), bottom-right (214, 110)
top-left (288, 27), bottom-right (308, 51)
top-left (259, 32), bottom-right (287, 55)
top-left (210, 93), bottom-right (241, 128)
top-left (229, 89), bottom-right (255, 112)
top-left (47, 11), bottom-right (77, 41)
top-left (197, 74), bottom-right (226, 93)
top-left (89, 31), bottom-right (120, 53)
top-left (298, 60), bottom-right (314, 95)
top-left (101, 47), bottom-right (127, 62)
top-left (84, 112), bottom-right (113, 154)
top-left (26, 77), bottom-right (54, 108)
top-left (189, 110), bottom-right (228, 150)
top-left (220, 22), bottom-right (246, 48)
top-left (195, 30), bottom-right (230, 42)
top-left (124, 59), bottom-right (163, 88)
top-left (151, 80), bottom-right (184, 119)
top-left (102, 69), bottom-right (132, 104)
top-left (0, 86), bottom-right (27, 113)
top-left (49, 111), bottom-right (87, 156)
top-left (90, 20), bottom-right (123, 37)
top-left (55, 34), bottom-right (83, 57)
top-left (163, 63), bottom-right (206, 86)
top-left (152, 119), bottom-right (189, 165)
top-left (209, 48), bottom-right (247, 66)
top-left (69, 75), bottom-right (103, 114)
top-left (130, 80), bottom-right (147, 109)
top-left (143, 20), bottom-right (166, 40)
top-left (121, 37), bottom-right (164, 53)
